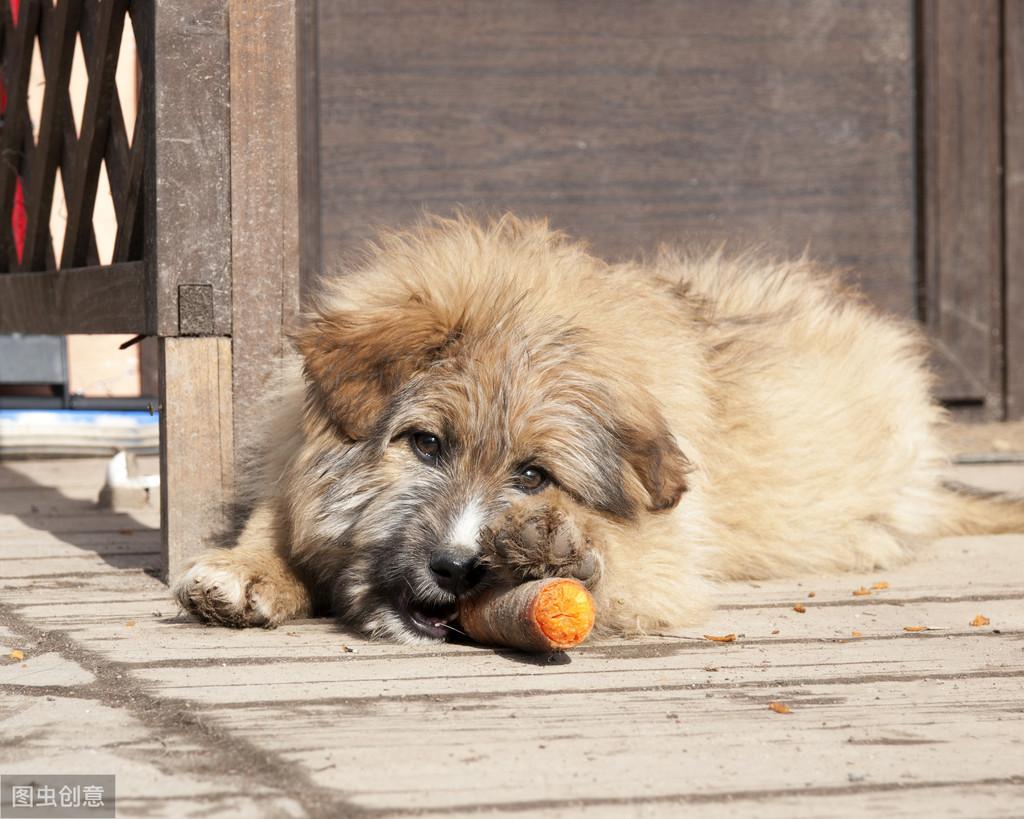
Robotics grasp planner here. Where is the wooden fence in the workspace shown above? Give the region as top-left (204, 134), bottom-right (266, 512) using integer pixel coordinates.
top-left (0, 0), bottom-right (311, 580)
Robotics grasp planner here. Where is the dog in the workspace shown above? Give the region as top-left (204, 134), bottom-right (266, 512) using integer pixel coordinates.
top-left (173, 215), bottom-right (1024, 642)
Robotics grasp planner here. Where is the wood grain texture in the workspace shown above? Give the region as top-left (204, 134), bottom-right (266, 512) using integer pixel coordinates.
top-left (158, 337), bottom-right (233, 581)
top-left (228, 0), bottom-right (302, 461)
top-left (144, 0), bottom-right (231, 336)
top-left (60, 0), bottom-right (128, 269)
top-left (0, 0), bottom-right (42, 271)
top-left (317, 0), bottom-right (915, 316)
top-left (1006, 0), bottom-right (1024, 420)
top-left (20, 0), bottom-right (82, 272)
top-left (1, 456), bottom-right (1022, 817)
top-left (297, 0), bottom-right (322, 301)
top-left (920, 0), bottom-right (1004, 412)
top-left (0, 261), bottom-right (149, 333)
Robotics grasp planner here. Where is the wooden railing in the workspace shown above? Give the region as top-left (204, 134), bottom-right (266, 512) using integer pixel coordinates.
top-left (0, 0), bottom-right (146, 332)
top-left (0, 0), bottom-right (312, 580)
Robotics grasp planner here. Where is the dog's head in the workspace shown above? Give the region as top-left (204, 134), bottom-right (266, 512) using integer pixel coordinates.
top-left (290, 218), bottom-right (691, 642)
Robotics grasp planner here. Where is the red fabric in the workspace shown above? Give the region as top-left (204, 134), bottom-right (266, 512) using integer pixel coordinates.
top-left (12, 179), bottom-right (25, 262)
top-left (4, 0), bottom-right (28, 263)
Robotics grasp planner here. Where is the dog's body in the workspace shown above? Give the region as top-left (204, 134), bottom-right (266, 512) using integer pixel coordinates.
top-left (175, 216), bottom-right (1024, 642)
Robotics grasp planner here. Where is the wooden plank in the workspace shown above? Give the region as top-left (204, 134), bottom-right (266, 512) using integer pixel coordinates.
top-left (77, 0), bottom-right (134, 244)
top-left (158, 336), bottom-right (234, 582)
top-left (52, 53), bottom-right (101, 268)
top-left (21, 0), bottom-right (83, 272)
top-left (297, 0), bottom-right (322, 299)
top-left (129, 601), bottom-right (1022, 703)
top-left (111, 102), bottom-right (145, 262)
top-left (0, 0), bottom-right (42, 271)
top-left (317, 0), bottom-right (915, 317)
top-left (1, 457), bottom-right (1022, 816)
top-left (207, 675), bottom-right (1024, 815)
top-left (920, 0), bottom-right (1004, 413)
top-left (60, 0), bottom-right (128, 269)
top-left (0, 260), bottom-right (149, 333)
top-left (143, 0), bottom-right (231, 336)
top-left (137, 335), bottom-right (159, 396)
top-left (228, 0), bottom-right (302, 458)
top-left (1006, 0), bottom-right (1024, 420)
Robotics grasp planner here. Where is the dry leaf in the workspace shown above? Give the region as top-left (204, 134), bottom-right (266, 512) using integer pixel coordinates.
top-left (903, 626), bottom-right (928, 632)
top-left (771, 629), bottom-right (780, 635)
top-left (793, 604), bottom-right (807, 613)
top-left (871, 581), bottom-right (890, 590)
top-left (9, 649), bottom-right (24, 661)
top-left (851, 630), bottom-right (863, 638)
top-left (704, 633), bottom-right (736, 643)
top-left (124, 620), bottom-right (136, 628)
top-left (970, 614), bottom-right (990, 627)
top-left (769, 702), bottom-right (792, 714)
top-left (852, 587), bottom-right (871, 597)
top-left (807, 592), bottom-right (816, 598)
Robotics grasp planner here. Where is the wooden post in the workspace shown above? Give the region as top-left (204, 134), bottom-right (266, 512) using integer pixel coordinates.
top-left (297, 0), bottom-right (322, 299)
top-left (1006, 0), bottom-right (1024, 420)
top-left (150, 0), bottom-right (304, 579)
top-left (144, 0), bottom-right (232, 338)
top-left (228, 0), bottom-right (303, 472)
top-left (919, 1), bottom-right (1005, 419)
top-left (159, 337), bottom-right (234, 579)
top-left (145, 0), bottom-right (233, 579)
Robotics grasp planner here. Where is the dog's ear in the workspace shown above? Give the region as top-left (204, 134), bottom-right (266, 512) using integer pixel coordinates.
top-left (617, 402), bottom-right (691, 514)
top-left (292, 299), bottom-right (454, 439)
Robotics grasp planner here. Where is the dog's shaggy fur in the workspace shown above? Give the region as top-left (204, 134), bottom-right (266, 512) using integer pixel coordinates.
top-left (174, 215), bottom-right (1024, 642)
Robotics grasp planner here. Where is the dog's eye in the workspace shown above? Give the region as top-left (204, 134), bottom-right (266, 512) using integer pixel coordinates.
top-left (410, 431), bottom-right (442, 464)
top-left (517, 465), bottom-right (550, 493)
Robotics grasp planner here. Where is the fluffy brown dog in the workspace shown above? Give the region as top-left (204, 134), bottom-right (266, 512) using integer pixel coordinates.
top-left (173, 215), bottom-right (1024, 642)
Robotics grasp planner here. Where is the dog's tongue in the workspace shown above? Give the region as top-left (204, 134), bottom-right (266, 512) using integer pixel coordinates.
top-left (410, 602), bottom-right (458, 634)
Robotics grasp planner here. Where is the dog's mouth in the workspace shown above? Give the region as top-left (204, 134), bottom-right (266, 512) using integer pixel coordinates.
top-left (397, 595), bottom-right (460, 640)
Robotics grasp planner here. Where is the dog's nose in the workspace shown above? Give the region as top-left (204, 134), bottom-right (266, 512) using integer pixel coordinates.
top-left (429, 550), bottom-right (485, 595)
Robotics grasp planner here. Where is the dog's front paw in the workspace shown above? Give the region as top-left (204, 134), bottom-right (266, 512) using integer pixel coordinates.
top-left (483, 502), bottom-right (603, 589)
top-left (173, 550), bottom-right (307, 628)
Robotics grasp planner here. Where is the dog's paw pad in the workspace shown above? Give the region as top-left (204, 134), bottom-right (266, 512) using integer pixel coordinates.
top-left (485, 506), bottom-right (603, 589)
top-left (175, 557), bottom-right (274, 628)
top-left (573, 551), bottom-right (600, 583)
top-left (519, 518), bottom-right (547, 553)
top-left (548, 518), bottom-right (575, 560)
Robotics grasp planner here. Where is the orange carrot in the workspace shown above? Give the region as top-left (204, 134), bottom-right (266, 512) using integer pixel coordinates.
top-left (459, 578), bottom-right (596, 651)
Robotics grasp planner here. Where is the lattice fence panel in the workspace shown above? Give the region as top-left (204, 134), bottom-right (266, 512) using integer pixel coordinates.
top-left (0, 0), bottom-right (146, 274)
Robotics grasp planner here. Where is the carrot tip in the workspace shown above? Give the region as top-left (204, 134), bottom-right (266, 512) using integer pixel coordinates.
top-left (534, 579), bottom-right (596, 648)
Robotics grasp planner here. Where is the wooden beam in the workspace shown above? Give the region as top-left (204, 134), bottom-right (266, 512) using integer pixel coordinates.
top-left (144, 0), bottom-right (232, 337)
top-left (228, 0), bottom-right (302, 462)
top-left (0, 260), bottom-right (150, 334)
top-left (297, 0), bottom-right (322, 300)
top-left (60, 0), bottom-right (128, 269)
top-left (21, 0), bottom-right (83, 272)
top-left (111, 96), bottom-right (145, 263)
top-left (76, 0), bottom-right (136, 247)
top-left (919, 0), bottom-right (1004, 417)
top-left (0, 0), bottom-right (42, 271)
top-left (1006, 0), bottom-right (1024, 420)
top-left (159, 336), bottom-right (234, 582)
